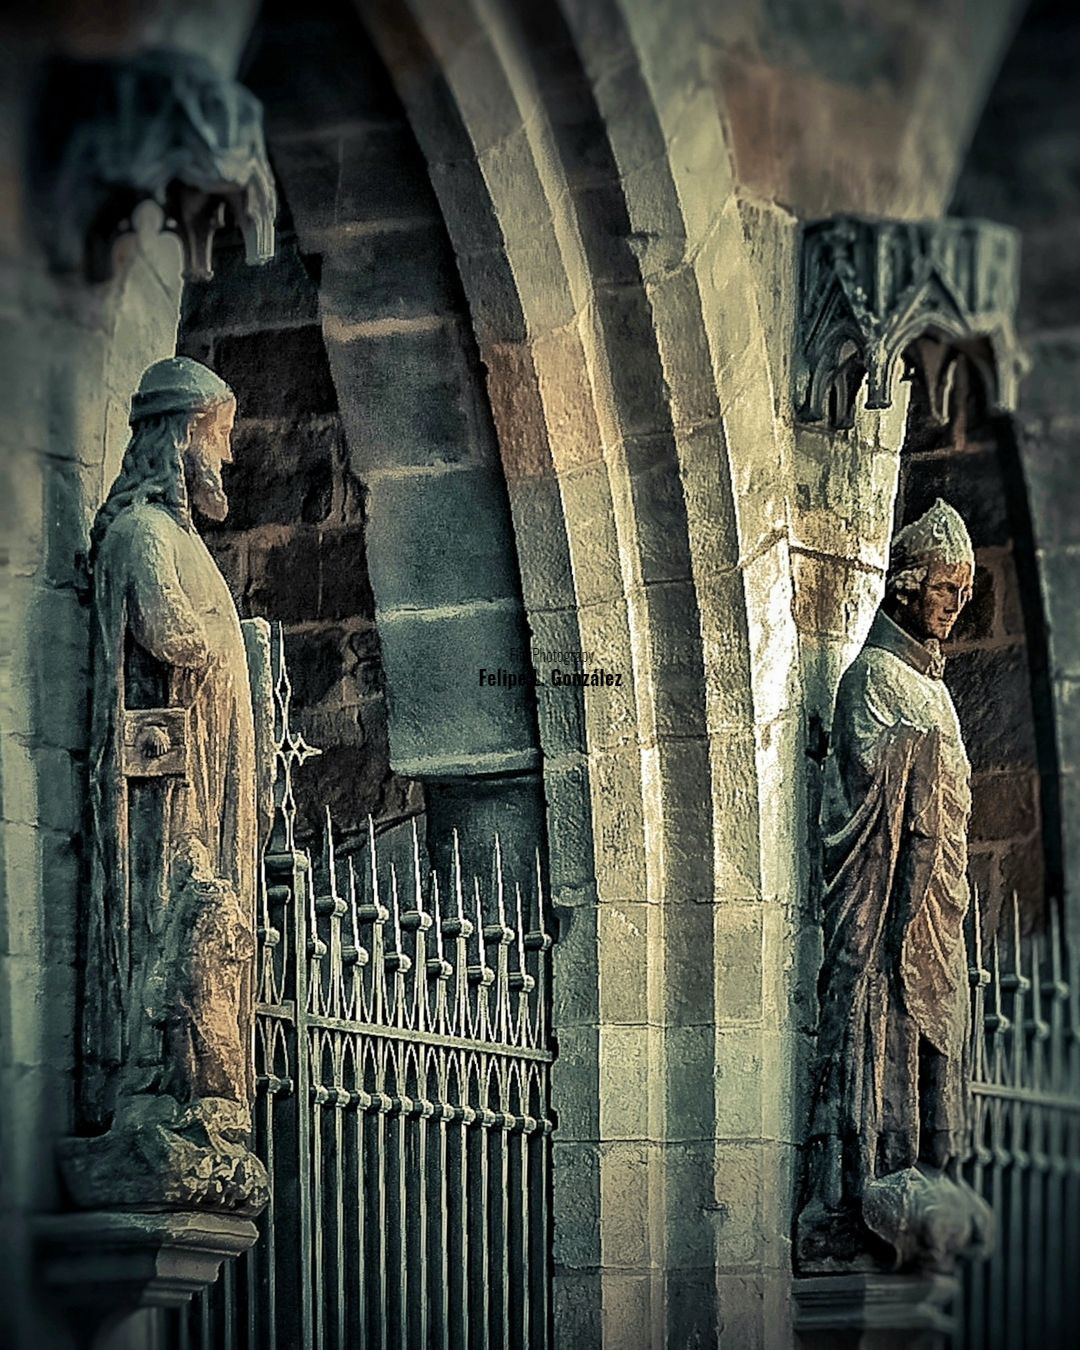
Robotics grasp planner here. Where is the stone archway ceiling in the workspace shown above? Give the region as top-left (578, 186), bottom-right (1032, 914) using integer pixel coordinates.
top-left (37, 49), bottom-right (276, 283)
top-left (795, 214), bottom-right (1023, 429)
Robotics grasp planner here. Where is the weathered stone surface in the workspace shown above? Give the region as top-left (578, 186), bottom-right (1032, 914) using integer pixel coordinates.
top-left (950, 563), bottom-right (994, 642)
top-left (364, 467), bottom-right (519, 609)
top-left (945, 647), bottom-right (1037, 771)
top-left (599, 1142), bottom-right (653, 1267)
top-left (551, 1272), bottom-right (603, 1349)
top-left (318, 526), bottom-right (374, 621)
top-left (245, 3), bottom-right (401, 137)
top-left (552, 1141), bottom-right (602, 1268)
top-left (550, 1025), bottom-right (601, 1142)
top-left (209, 418), bottom-right (337, 530)
top-left (713, 905), bottom-right (764, 1024)
top-left (1021, 337), bottom-right (1080, 420)
top-left (285, 625), bottom-right (357, 711)
top-left (999, 834), bottom-right (1046, 927)
top-left (38, 1208), bottom-right (259, 1316)
top-left (596, 286), bottom-right (670, 438)
top-left (544, 759), bottom-right (596, 893)
top-left (336, 126), bottom-right (442, 224)
top-left (969, 770), bottom-right (1037, 842)
top-left (246, 529), bottom-right (321, 622)
top-left (59, 1095), bottom-right (268, 1215)
top-left (181, 235), bottom-right (320, 335)
top-left (264, 137), bottom-right (339, 236)
top-left (377, 604), bottom-right (538, 779)
top-left (967, 849), bottom-right (998, 917)
top-left (320, 224), bottom-right (462, 323)
top-left (551, 902), bottom-right (600, 1028)
top-left (213, 326), bottom-right (338, 418)
top-left (902, 450), bottom-right (1011, 549)
top-left (330, 324), bottom-right (489, 472)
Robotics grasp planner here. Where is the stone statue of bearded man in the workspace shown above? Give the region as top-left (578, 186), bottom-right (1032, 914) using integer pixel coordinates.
top-left (64, 356), bottom-right (271, 1215)
top-left (798, 499), bottom-right (992, 1273)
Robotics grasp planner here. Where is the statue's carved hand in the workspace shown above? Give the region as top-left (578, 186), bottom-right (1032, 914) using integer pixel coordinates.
top-left (141, 725), bottom-right (171, 759)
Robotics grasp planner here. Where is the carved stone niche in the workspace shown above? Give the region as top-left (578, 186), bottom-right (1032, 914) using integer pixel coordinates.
top-left (795, 215), bottom-right (1023, 430)
top-left (36, 49), bottom-right (277, 283)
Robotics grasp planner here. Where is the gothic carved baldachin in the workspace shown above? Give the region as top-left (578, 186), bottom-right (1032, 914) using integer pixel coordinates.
top-left (38, 50), bottom-right (276, 283)
top-left (796, 215), bottom-right (1022, 428)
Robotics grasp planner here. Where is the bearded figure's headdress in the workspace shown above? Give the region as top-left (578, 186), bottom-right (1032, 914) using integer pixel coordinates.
top-left (90, 357), bottom-right (234, 561)
top-left (886, 498), bottom-right (974, 597)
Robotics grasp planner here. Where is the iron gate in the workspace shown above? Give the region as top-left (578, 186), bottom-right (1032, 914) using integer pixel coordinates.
top-left (167, 631), bottom-right (555, 1349)
top-left (960, 895), bottom-right (1080, 1348)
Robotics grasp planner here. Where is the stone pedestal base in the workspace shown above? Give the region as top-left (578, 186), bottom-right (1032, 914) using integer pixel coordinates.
top-left (793, 1273), bottom-right (959, 1350)
top-left (36, 1209), bottom-right (257, 1349)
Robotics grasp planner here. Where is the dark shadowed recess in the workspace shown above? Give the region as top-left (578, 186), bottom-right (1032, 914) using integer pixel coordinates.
top-left (895, 353), bottom-right (1061, 935)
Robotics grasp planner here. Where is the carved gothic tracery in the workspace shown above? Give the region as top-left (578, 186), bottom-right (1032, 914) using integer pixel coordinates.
top-left (795, 215), bottom-right (1023, 428)
top-left (39, 50), bottom-right (276, 283)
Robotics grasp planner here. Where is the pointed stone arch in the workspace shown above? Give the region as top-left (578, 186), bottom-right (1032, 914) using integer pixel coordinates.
top-left (351, 3), bottom-right (798, 1344)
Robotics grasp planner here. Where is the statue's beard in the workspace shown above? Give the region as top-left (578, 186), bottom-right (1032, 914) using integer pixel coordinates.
top-left (186, 458), bottom-right (229, 522)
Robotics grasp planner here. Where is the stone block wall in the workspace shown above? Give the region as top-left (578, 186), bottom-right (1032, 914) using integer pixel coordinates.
top-left (177, 222), bottom-right (420, 845)
top-left (896, 360), bottom-right (1047, 933)
top-left (247, 0), bottom-right (537, 792)
top-left (232, 0), bottom-right (542, 886)
top-left (952, 0), bottom-right (1080, 936)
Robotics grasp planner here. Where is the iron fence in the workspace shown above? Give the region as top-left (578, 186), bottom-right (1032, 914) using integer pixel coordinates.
top-left (166, 628), bottom-right (555, 1350)
top-left (960, 895), bottom-right (1080, 1349)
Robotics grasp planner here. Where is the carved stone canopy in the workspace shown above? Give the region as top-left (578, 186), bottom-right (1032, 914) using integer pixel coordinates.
top-left (38, 49), bottom-right (277, 283)
top-left (795, 215), bottom-right (1022, 429)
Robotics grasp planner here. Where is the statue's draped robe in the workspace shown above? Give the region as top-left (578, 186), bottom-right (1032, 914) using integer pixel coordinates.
top-left (812, 609), bottom-right (972, 1198)
top-left (85, 501), bottom-right (258, 1127)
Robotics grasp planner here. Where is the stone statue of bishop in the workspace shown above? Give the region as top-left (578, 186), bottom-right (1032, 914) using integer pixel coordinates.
top-left (798, 498), bottom-right (993, 1273)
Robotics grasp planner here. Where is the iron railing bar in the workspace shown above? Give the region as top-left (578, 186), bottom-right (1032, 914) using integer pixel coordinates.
top-left (386, 1094), bottom-right (409, 1348)
top-left (297, 1013), bottom-right (555, 1060)
top-left (491, 1110), bottom-right (511, 1349)
top-left (532, 1122), bottom-right (552, 1350)
top-left (199, 1282), bottom-right (211, 1350)
top-left (468, 1107), bottom-right (492, 1350)
top-left (221, 1243), bottom-right (236, 1350)
top-left (312, 1053), bottom-right (326, 1350)
top-left (971, 1083), bottom-right (1080, 1111)
top-left (448, 1098), bottom-right (470, 1349)
top-left (428, 1070), bottom-right (451, 1350)
top-left (510, 1119), bottom-right (529, 1350)
top-left (294, 861), bottom-right (316, 1350)
top-left (410, 1076), bottom-right (430, 1350)
top-left (352, 1097), bottom-right (367, 1345)
top-left (261, 1040), bottom-right (279, 1350)
top-left (333, 1081), bottom-right (347, 1350)
top-left (367, 1086), bottom-right (389, 1350)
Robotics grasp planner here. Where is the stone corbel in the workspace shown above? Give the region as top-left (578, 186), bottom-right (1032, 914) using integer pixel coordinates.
top-left (795, 215), bottom-right (1023, 429)
top-left (793, 1273), bottom-right (959, 1350)
top-left (37, 49), bottom-right (276, 283)
top-left (36, 1210), bottom-right (258, 1349)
